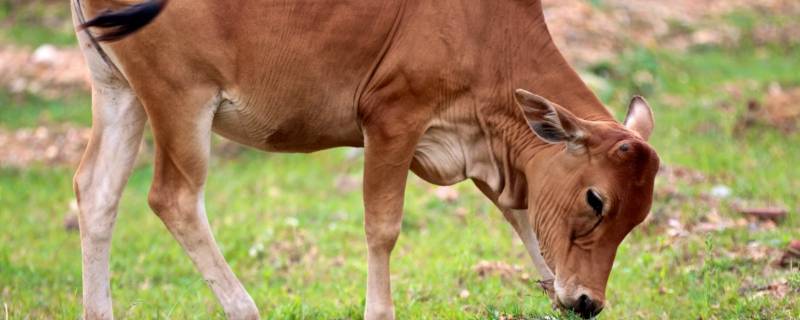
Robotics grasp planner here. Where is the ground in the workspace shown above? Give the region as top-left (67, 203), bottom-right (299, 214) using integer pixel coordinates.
top-left (0, 0), bottom-right (799, 319)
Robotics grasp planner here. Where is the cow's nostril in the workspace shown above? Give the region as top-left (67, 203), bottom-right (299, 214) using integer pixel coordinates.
top-left (578, 294), bottom-right (590, 309)
top-left (571, 294), bottom-right (602, 319)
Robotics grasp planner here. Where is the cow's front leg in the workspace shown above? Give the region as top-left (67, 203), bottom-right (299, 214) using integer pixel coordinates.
top-left (362, 122), bottom-right (423, 320)
top-left (501, 209), bottom-right (555, 298)
top-left (472, 181), bottom-right (555, 292)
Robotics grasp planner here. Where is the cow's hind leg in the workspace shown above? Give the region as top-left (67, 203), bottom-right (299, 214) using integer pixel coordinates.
top-left (143, 92), bottom-right (258, 319)
top-left (74, 84), bottom-right (146, 319)
top-left (72, 1), bottom-right (151, 317)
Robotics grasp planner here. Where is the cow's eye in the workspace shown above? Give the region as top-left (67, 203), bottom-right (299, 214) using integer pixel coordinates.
top-left (586, 189), bottom-right (604, 216)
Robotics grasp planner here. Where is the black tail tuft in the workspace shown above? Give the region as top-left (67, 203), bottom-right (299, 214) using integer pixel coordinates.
top-left (80, 0), bottom-right (169, 42)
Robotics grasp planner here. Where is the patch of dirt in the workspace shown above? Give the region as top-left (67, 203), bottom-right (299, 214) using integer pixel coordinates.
top-left (691, 208), bottom-right (749, 234)
top-left (249, 229), bottom-right (321, 274)
top-left (472, 260), bottom-right (530, 283)
top-left (0, 124), bottom-right (246, 169)
top-left (544, 0), bottom-right (800, 67)
top-left (722, 80), bottom-right (800, 134)
top-left (736, 84), bottom-right (800, 134)
top-left (763, 84), bottom-right (800, 132)
top-left (0, 45), bottom-right (90, 99)
top-left (0, 125), bottom-right (90, 168)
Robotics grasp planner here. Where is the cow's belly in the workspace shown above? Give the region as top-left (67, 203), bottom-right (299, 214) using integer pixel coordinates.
top-left (211, 91), bottom-right (364, 153)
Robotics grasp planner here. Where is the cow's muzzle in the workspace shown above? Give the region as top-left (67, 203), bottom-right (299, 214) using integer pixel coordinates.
top-left (560, 293), bottom-right (604, 319)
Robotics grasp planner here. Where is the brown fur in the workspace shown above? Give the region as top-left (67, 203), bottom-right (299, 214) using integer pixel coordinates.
top-left (73, 1), bottom-right (659, 319)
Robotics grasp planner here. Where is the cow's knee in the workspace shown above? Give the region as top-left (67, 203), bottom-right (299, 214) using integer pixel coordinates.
top-left (73, 171), bottom-right (118, 242)
top-left (365, 223), bottom-right (402, 252)
top-left (147, 181), bottom-right (203, 226)
top-left (147, 181), bottom-right (185, 215)
top-left (146, 185), bottom-right (172, 218)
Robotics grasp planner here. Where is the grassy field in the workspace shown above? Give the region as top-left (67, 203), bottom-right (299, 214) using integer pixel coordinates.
top-left (1, 2), bottom-right (799, 319)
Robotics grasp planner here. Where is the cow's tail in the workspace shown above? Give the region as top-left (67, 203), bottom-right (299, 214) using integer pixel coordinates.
top-left (79, 0), bottom-right (170, 42)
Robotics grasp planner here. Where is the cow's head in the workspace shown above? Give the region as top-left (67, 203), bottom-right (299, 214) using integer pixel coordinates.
top-left (514, 89), bottom-right (660, 318)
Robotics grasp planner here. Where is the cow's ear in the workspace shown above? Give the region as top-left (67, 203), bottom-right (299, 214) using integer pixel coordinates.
top-left (515, 89), bottom-right (586, 151)
top-left (624, 96), bottom-right (654, 141)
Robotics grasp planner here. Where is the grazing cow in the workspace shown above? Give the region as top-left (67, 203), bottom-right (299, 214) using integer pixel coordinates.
top-left (71, 0), bottom-right (660, 319)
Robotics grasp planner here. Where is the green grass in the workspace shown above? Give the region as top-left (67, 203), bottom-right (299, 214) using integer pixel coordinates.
top-left (1, 11), bottom-right (799, 319)
top-left (0, 0), bottom-right (76, 47)
top-left (0, 152), bottom-right (558, 319)
top-left (0, 92), bottom-right (91, 128)
top-left (603, 48), bottom-right (800, 211)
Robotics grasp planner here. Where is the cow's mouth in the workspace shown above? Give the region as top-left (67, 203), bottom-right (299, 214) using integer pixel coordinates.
top-left (554, 294), bottom-right (604, 319)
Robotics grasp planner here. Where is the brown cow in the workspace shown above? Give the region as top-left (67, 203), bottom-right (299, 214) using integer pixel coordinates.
top-left (71, 0), bottom-right (659, 319)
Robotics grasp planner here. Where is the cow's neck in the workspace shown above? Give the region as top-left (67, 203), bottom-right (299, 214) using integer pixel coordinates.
top-left (470, 1), bottom-right (613, 209)
top-left (413, 2), bottom-right (612, 209)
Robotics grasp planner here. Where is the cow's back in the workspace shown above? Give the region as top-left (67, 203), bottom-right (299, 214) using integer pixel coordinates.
top-left (98, 0), bottom-right (405, 152)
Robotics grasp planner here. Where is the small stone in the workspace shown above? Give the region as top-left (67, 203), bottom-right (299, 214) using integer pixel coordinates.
top-left (710, 185), bottom-right (732, 199)
top-left (32, 44), bottom-right (59, 66)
